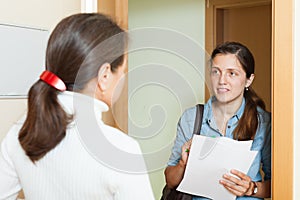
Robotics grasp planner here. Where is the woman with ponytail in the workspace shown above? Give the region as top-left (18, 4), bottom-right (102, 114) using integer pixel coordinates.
top-left (164, 42), bottom-right (271, 199)
top-left (0, 13), bottom-right (154, 200)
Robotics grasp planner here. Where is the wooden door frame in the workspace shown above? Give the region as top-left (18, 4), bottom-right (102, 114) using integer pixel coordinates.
top-left (98, 0), bottom-right (128, 132)
top-left (98, 0), bottom-right (128, 29)
top-left (271, 0), bottom-right (293, 199)
top-left (205, 0), bottom-right (294, 199)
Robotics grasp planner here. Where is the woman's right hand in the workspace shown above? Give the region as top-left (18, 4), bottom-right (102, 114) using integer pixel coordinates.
top-left (180, 139), bottom-right (192, 165)
top-left (165, 138), bottom-right (193, 188)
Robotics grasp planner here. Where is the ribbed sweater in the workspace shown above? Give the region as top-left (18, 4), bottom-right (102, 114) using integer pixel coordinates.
top-left (0, 91), bottom-right (154, 200)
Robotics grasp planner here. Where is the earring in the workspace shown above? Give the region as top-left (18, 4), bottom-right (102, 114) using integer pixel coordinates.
top-left (245, 87), bottom-right (249, 91)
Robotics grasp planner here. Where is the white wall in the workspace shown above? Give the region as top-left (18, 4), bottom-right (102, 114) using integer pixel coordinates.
top-left (128, 0), bottom-right (205, 198)
top-left (0, 0), bottom-right (81, 30)
top-left (294, 0), bottom-right (300, 198)
top-left (0, 0), bottom-right (81, 141)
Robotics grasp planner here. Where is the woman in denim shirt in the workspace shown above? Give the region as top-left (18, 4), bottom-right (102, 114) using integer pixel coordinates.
top-left (164, 42), bottom-right (271, 199)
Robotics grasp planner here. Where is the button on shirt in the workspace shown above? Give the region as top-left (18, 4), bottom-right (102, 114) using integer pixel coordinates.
top-left (167, 97), bottom-right (271, 200)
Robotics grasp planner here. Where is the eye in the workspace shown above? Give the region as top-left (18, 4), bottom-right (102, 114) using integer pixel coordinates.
top-left (211, 68), bottom-right (220, 75)
top-left (228, 71), bottom-right (238, 77)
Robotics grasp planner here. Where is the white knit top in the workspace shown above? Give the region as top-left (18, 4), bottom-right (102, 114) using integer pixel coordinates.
top-left (0, 91), bottom-right (155, 200)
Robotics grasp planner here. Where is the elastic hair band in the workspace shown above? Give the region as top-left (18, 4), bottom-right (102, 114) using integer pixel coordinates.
top-left (40, 70), bottom-right (66, 91)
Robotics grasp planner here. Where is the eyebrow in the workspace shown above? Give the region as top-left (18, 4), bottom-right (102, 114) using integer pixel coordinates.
top-left (211, 65), bottom-right (241, 71)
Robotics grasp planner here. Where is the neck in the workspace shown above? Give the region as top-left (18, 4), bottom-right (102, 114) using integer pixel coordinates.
top-left (212, 97), bottom-right (243, 119)
top-left (79, 79), bottom-right (98, 98)
top-left (79, 79), bottom-right (110, 107)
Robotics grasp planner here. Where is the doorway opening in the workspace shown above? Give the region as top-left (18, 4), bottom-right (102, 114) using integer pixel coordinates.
top-left (205, 0), bottom-right (271, 111)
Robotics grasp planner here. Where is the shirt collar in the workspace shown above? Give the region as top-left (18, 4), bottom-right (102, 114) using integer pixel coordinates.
top-left (57, 91), bottom-right (109, 121)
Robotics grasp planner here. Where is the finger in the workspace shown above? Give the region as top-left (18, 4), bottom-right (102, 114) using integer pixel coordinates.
top-left (230, 169), bottom-right (251, 181)
top-left (221, 183), bottom-right (245, 197)
top-left (222, 173), bottom-right (253, 196)
top-left (220, 179), bottom-right (248, 196)
top-left (186, 139), bottom-right (192, 147)
top-left (181, 140), bottom-right (192, 164)
top-left (181, 145), bottom-right (189, 154)
top-left (223, 173), bottom-right (244, 185)
top-left (181, 139), bottom-right (192, 152)
top-left (228, 170), bottom-right (253, 192)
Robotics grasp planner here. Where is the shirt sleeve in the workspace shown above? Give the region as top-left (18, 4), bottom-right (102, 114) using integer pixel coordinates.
top-left (0, 132), bottom-right (21, 200)
top-left (261, 116), bottom-right (272, 181)
top-left (167, 107), bottom-right (195, 166)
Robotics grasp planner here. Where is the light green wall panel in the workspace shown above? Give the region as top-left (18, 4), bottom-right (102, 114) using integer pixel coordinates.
top-left (128, 0), bottom-right (206, 199)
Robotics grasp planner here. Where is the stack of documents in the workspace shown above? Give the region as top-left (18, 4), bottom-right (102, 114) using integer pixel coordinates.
top-left (177, 135), bottom-right (258, 200)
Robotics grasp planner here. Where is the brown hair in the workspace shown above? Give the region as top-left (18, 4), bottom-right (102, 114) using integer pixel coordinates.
top-left (211, 41), bottom-right (266, 140)
top-left (19, 13), bottom-right (127, 162)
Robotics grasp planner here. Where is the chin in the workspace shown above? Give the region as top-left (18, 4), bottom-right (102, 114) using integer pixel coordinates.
top-left (104, 99), bottom-right (112, 107)
top-left (214, 95), bottom-right (233, 104)
top-left (96, 95), bottom-right (111, 107)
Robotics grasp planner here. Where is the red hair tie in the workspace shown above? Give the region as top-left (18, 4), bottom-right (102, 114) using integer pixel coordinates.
top-left (40, 70), bottom-right (66, 91)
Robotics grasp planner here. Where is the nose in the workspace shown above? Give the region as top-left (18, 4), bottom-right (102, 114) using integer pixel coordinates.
top-left (218, 72), bottom-right (227, 84)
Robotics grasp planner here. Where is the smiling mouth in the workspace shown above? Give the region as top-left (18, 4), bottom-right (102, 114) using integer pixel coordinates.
top-left (217, 88), bottom-right (229, 93)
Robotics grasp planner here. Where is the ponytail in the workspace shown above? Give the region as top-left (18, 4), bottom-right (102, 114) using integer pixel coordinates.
top-left (233, 87), bottom-right (266, 140)
top-left (18, 81), bottom-right (73, 162)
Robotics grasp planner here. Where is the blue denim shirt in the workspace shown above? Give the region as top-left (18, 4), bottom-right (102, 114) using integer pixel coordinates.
top-left (167, 97), bottom-right (271, 200)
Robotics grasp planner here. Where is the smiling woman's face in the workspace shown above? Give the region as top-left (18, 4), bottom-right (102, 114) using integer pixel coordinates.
top-left (210, 53), bottom-right (252, 105)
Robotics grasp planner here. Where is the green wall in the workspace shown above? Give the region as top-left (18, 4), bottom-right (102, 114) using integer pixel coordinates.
top-left (128, 0), bottom-right (205, 199)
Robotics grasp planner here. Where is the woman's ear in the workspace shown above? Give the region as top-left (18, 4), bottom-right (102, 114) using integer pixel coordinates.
top-left (97, 63), bottom-right (112, 92)
top-left (246, 74), bottom-right (255, 88)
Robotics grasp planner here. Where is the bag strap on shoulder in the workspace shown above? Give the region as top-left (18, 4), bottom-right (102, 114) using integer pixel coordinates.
top-left (193, 104), bottom-right (204, 135)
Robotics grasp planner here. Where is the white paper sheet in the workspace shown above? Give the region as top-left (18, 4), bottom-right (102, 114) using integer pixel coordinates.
top-left (177, 135), bottom-right (258, 200)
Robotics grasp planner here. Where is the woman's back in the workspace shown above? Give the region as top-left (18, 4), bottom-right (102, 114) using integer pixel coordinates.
top-left (1, 92), bottom-right (154, 200)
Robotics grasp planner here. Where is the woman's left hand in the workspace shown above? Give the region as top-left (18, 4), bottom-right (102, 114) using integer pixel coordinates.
top-left (219, 169), bottom-right (255, 196)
